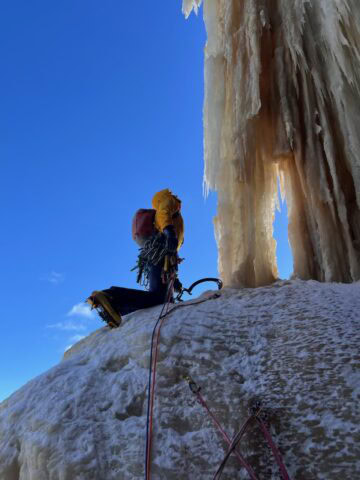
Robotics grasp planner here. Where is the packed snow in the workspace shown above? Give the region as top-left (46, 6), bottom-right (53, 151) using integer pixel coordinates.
top-left (0, 280), bottom-right (359, 479)
top-left (184, 0), bottom-right (360, 287)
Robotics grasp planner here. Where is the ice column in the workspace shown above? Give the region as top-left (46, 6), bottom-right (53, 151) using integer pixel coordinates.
top-left (184, 0), bottom-right (360, 286)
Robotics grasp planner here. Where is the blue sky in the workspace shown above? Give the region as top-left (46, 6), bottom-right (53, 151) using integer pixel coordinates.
top-left (0, 2), bottom-right (292, 402)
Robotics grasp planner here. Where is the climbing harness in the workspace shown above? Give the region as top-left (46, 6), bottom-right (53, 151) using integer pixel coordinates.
top-left (176, 277), bottom-right (223, 301)
top-left (144, 280), bottom-right (222, 480)
top-left (184, 376), bottom-right (291, 480)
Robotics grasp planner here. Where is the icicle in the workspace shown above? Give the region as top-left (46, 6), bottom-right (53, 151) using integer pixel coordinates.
top-left (185, 0), bottom-right (360, 286)
top-left (182, 0), bottom-right (202, 19)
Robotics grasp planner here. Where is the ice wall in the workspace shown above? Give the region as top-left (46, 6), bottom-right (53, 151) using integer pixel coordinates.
top-left (184, 0), bottom-right (360, 287)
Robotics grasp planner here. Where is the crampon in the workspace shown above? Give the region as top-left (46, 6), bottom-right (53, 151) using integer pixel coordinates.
top-left (86, 291), bottom-right (121, 329)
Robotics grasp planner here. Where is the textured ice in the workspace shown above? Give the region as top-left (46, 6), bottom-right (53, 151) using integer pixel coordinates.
top-left (184, 0), bottom-right (360, 287)
top-left (1, 280), bottom-right (359, 479)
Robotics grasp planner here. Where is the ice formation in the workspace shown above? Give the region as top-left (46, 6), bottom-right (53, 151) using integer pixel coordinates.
top-left (184, 0), bottom-right (360, 287)
top-left (0, 280), bottom-right (360, 479)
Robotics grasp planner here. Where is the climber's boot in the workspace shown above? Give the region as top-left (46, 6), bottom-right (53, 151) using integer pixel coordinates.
top-left (86, 290), bottom-right (122, 328)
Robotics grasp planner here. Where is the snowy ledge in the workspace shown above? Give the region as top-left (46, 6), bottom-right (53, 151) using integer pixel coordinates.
top-left (0, 279), bottom-right (359, 479)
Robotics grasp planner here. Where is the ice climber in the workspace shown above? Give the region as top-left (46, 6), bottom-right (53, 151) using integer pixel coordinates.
top-left (87, 189), bottom-right (184, 328)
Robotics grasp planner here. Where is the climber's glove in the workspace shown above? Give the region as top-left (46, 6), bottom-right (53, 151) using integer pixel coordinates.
top-left (173, 277), bottom-right (183, 293)
top-left (163, 225), bottom-right (178, 253)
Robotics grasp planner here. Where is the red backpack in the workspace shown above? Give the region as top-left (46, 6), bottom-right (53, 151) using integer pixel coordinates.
top-left (132, 209), bottom-right (157, 246)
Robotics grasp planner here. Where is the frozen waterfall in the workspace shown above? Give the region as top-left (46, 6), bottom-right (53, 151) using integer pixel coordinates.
top-left (184, 0), bottom-right (360, 287)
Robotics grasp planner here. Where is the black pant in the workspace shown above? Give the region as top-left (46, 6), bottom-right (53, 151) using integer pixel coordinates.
top-left (103, 262), bottom-right (169, 316)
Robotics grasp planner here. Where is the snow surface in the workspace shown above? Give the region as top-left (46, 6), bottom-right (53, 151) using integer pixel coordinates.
top-left (1, 280), bottom-right (360, 479)
top-left (184, 0), bottom-right (360, 287)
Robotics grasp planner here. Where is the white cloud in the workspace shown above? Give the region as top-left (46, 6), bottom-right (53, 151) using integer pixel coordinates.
top-left (67, 302), bottom-right (95, 319)
top-left (42, 271), bottom-right (65, 285)
top-left (46, 321), bottom-right (86, 331)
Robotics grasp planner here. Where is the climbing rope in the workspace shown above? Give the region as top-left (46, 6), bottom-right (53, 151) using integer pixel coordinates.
top-left (255, 412), bottom-right (291, 480)
top-left (214, 398), bottom-right (290, 480)
top-left (143, 271), bottom-right (291, 480)
top-left (141, 267), bottom-right (293, 479)
top-left (144, 282), bottom-right (222, 480)
top-left (184, 376), bottom-right (258, 480)
top-left (184, 376), bottom-right (291, 480)
top-left (212, 401), bottom-right (263, 480)
top-left (145, 275), bottom-right (175, 480)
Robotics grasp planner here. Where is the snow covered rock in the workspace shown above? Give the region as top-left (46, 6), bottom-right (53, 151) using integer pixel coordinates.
top-left (0, 280), bottom-right (360, 479)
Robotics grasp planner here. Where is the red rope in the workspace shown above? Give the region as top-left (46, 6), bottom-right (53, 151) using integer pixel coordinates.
top-left (195, 391), bottom-right (259, 480)
top-left (145, 277), bottom-right (174, 480)
top-left (213, 414), bottom-right (256, 480)
top-left (256, 418), bottom-right (290, 480)
top-left (186, 377), bottom-right (292, 480)
top-left (145, 288), bottom-right (221, 479)
top-left (145, 292), bottom-right (291, 480)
